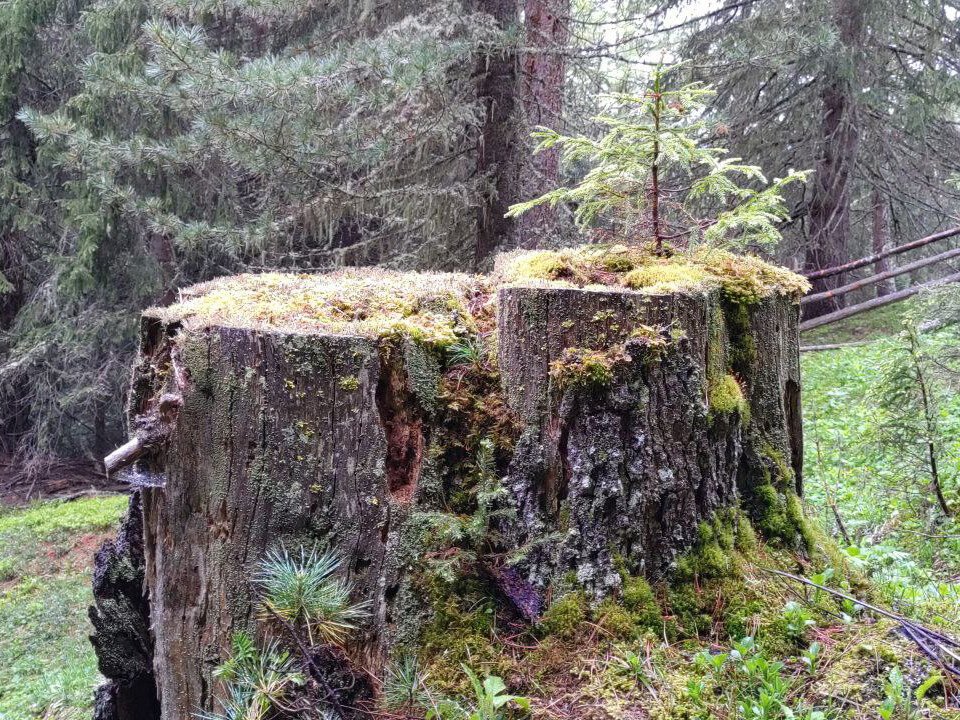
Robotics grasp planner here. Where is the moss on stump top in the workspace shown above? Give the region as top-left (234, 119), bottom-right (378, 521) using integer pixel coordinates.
top-left (150, 269), bottom-right (483, 345)
top-left (494, 244), bottom-right (810, 302)
top-left (152, 245), bottom-right (808, 343)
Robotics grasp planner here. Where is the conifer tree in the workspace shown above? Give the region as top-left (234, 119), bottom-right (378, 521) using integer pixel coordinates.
top-left (648, 0), bottom-right (960, 311)
top-left (508, 67), bottom-right (807, 254)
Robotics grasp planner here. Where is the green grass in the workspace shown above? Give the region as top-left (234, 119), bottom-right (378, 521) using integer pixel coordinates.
top-left (801, 301), bottom-right (908, 344)
top-left (0, 495), bottom-right (126, 720)
top-left (802, 328), bottom-right (960, 622)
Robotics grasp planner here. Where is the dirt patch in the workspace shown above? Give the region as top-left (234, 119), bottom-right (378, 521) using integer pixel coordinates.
top-left (0, 455), bottom-right (125, 507)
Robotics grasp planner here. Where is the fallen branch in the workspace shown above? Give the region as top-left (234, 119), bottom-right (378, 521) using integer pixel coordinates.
top-left (806, 226), bottom-right (960, 281)
top-left (802, 245), bottom-right (960, 306)
top-left (800, 341), bottom-right (871, 352)
top-left (759, 567), bottom-right (960, 677)
top-left (800, 271), bottom-right (960, 332)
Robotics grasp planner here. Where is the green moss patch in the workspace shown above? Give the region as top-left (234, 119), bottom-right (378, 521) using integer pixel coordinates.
top-left (495, 244), bottom-right (809, 300)
top-left (708, 373), bottom-right (751, 423)
top-left (549, 346), bottom-right (629, 392)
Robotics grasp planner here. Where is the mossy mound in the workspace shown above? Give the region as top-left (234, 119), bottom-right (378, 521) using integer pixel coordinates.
top-left (494, 244), bottom-right (810, 302)
top-left (150, 268), bottom-right (486, 346)
top-left (154, 245), bottom-right (806, 349)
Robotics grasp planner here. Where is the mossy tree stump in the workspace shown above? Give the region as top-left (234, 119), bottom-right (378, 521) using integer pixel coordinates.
top-left (89, 248), bottom-right (809, 720)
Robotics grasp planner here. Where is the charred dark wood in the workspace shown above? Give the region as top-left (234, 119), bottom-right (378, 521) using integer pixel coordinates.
top-left (89, 491), bottom-right (159, 720)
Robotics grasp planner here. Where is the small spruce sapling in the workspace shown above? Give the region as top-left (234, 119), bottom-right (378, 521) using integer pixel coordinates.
top-left (506, 65), bottom-right (808, 255)
top-left (874, 326), bottom-right (955, 518)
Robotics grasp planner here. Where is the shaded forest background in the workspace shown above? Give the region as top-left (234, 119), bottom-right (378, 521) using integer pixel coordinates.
top-left (3, 0), bottom-right (960, 475)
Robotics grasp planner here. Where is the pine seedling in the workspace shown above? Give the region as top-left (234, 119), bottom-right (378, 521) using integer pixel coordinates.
top-left (202, 633), bottom-right (304, 720)
top-left (252, 545), bottom-right (369, 647)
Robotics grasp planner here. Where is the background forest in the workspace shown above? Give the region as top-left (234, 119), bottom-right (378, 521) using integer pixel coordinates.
top-left (2, 1), bottom-right (960, 718)
top-left (4, 0), bottom-right (960, 471)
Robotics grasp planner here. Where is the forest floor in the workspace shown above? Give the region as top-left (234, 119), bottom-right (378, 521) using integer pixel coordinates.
top-left (0, 495), bottom-right (127, 720)
top-left (1, 304), bottom-right (957, 719)
top-left (0, 458), bottom-right (123, 507)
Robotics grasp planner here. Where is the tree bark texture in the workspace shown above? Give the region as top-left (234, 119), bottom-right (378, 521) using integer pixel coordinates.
top-left (872, 189), bottom-right (896, 297)
top-left (803, 0), bottom-right (866, 317)
top-left (474, 0), bottom-right (572, 266)
top-left (497, 286), bottom-right (803, 594)
top-left (97, 279), bottom-right (803, 719)
top-left (474, 0), bottom-right (521, 268)
top-left (513, 0), bottom-right (570, 249)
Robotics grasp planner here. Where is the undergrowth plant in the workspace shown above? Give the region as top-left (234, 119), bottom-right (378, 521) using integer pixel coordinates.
top-left (383, 658), bottom-right (530, 720)
top-left (203, 634), bottom-right (304, 720)
top-left (691, 637), bottom-right (830, 720)
top-left (206, 545), bottom-right (368, 720)
top-left (253, 545), bottom-right (369, 647)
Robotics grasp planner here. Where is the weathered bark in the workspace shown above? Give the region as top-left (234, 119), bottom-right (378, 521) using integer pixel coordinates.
top-left (98, 274), bottom-right (803, 720)
top-left (89, 491), bottom-right (160, 720)
top-left (497, 286), bottom-right (803, 595)
top-left (133, 321), bottom-right (422, 717)
top-left (474, 0), bottom-right (572, 265)
top-left (513, 0), bottom-right (570, 249)
top-left (475, 0), bottom-right (521, 268)
top-left (803, 0), bottom-right (866, 317)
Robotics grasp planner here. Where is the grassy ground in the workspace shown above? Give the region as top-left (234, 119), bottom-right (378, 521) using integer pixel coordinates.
top-left (0, 494), bottom-right (126, 720)
top-left (801, 304), bottom-right (960, 621)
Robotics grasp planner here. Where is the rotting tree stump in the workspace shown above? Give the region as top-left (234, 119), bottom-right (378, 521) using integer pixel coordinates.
top-left (89, 250), bottom-right (807, 720)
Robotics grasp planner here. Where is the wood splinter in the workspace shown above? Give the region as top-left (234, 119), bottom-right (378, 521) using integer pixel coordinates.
top-left (103, 393), bottom-right (183, 476)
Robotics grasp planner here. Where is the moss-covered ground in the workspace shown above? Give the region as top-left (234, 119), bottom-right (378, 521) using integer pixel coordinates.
top-left (0, 494), bottom-right (126, 720)
top-left (405, 511), bottom-right (960, 719)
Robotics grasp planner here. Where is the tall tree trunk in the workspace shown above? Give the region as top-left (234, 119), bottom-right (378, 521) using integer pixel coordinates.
top-left (475, 0), bottom-right (521, 269)
top-left (514, 0), bottom-right (570, 249)
top-left (803, 0), bottom-right (865, 317)
top-left (474, 0), bottom-right (571, 268)
top-left (871, 188), bottom-right (895, 297)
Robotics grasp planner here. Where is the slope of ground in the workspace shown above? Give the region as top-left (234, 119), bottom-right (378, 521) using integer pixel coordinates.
top-left (0, 495), bottom-right (127, 720)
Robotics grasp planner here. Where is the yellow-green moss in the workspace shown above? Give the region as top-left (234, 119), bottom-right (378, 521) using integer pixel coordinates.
top-left (743, 442), bottom-right (816, 549)
top-left (417, 576), bottom-right (515, 694)
top-left (150, 269), bottom-right (484, 347)
top-left (708, 374), bottom-right (751, 423)
top-left (623, 263), bottom-right (711, 293)
top-left (549, 346), bottom-right (627, 392)
top-left (495, 244), bottom-right (809, 301)
top-left (537, 591), bottom-right (589, 640)
top-left (674, 510), bottom-right (753, 583)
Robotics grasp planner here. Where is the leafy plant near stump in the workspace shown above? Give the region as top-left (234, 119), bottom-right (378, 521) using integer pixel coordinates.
top-left (507, 65), bottom-right (808, 254)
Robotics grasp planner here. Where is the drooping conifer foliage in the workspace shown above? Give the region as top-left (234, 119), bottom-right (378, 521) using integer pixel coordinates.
top-left (1, 0), bottom-right (507, 467)
top-left (646, 0), bottom-right (960, 308)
